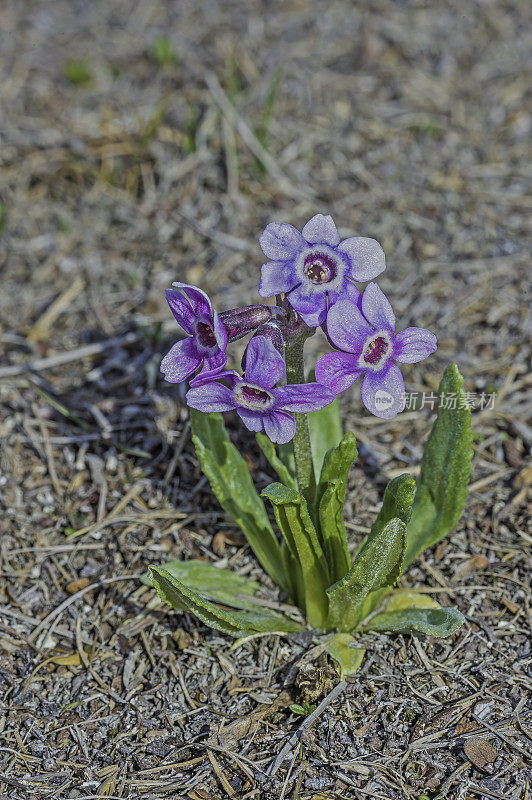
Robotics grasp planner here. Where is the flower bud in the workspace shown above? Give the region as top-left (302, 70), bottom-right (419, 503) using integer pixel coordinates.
top-left (219, 304), bottom-right (276, 342)
top-left (241, 321), bottom-right (285, 371)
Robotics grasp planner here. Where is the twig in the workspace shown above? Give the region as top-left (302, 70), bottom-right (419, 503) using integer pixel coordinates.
top-left (206, 72), bottom-right (312, 201)
top-left (268, 679), bottom-right (348, 776)
top-left (0, 333), bottom-right (140, 378)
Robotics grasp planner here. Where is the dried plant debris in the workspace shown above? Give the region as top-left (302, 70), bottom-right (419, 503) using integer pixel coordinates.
top-left (0, 0), bottom-right (530, 797)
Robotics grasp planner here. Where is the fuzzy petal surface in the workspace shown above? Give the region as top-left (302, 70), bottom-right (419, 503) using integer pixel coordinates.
top-left (274, 383), bottom-right (335, 412)
top-left (189, 366), bottom-right (236, 388)
top-left (325, 297), bottom-right (374, 353)
top-left (243, 335), bottom-right (286, 388)
top-left (263, 410), bottom-right (297, 444)
top-left (236, 408), bottom-right (265, 433)
top-left (302, 214), bottom-right (340, 247)
top-left (393, 327), bottom-right (438, 363)
top-left (259, 223), bottom-right (305, 260)
top-left (337, 237), bottom-right (386, 281)
top-left (259, 259), bottom-right (298, 297)
top-left (287, 286), bottom-right (328, 327)
top-left (186, 382), bottom-right (236, 413)
top-left (315, 351), bottom-right (364, 395)
top-left (361, 363), bottom-right (405, 419)
top-left (160, 338), bottom-right (201, 383)
top-left (361, 282), bottom-right (396, 332)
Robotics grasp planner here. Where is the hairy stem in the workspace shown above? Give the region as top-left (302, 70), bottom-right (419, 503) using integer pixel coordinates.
top-left (284, 336), bottom-right (316, 510)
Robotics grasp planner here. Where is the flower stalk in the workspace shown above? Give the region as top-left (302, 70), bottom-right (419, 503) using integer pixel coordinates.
top-left (284, 333), bottom-right (316, 512)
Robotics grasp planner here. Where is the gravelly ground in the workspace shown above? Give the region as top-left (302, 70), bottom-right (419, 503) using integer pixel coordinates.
top-left (0, 1), bottom-right (531, 798)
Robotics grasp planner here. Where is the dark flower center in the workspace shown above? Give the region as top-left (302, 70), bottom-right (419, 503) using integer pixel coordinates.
top-left (304, 252), bottom-right (337, 285)
top-left (235, 382), bottom-right (275, 410)
top-left (363, 336), bottom-right (389, 365)
top-left (195, 321), bottom-right (217, 349)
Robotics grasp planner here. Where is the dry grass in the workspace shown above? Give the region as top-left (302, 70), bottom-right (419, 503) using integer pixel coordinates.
top-left (0, 1), bottom-right (530, 798)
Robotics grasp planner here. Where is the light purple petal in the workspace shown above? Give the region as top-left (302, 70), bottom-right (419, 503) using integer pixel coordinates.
top-left (189, 366), bottom-right (237, 388)
top-left (302, 214), bottom-right (340, 247)
top-left (160, 338), bottom-right (201, 383)
top-left (393, 327), bottom-right (438, 363)
top-left (263, 410), bottom-right (297, 444)
top-left (287, 286), bottom-right (328, 327)
top-left (361, 283), bottom-right (395, 332)
top-left (172, 281), bottom-right (212, 319)
top-left (274, 383), bottom-right (334, 412)
top-left (315, 351), bottom-right (364, 395)
top-left (236, 408), bottom-right (265, 433)
top-left (243, 336), bottom-right (286, 388)
top-left (200, 349), bottom-right (228, 373)
top-left (344, 280), bottom-right (362, 306)
top-left (165, 289), bottom-right (195, 334)
top-left (259, 260), bottom-right (298, 297)
top-left (325, 298), bottom-right (374, 353)
top-left (337, 237), bottom-right (386, 281)
top-left (259, 223), bottom-right (305, 260)
top-left (361, 364), bottom-right (405, 419)
top-left (186, 382), bottom-right (236, 412)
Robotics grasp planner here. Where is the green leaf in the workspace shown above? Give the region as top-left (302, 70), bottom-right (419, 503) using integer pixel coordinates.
top-left (189, 410), bottom-right (286, 591)
top-left (355, 473), bottom-right (416, 621)
top-left (314, 431), bottom-right (357, 580)
top-left (262, 483), bottom-right (330, 628)
top-left (149, 566), bottom-right (304, 637)
top-left (318, 480), bottom-right (351, 582)
top-left (325, 633), bottom-right (365, 678)
top-left (404, 364), bottom-right (473, 568)
top-left (141, 559), bottom-right (261, 611)
top-left (326, 518), bottom-right (406, 632)
top-left (256, 433), bottom-right (297, 489)
top-left (370, 474), bottom-right (416, 540)
top-left (308, 397), bottom-right (343, 477)
top-left (361, 607), bottom-right (465, 637)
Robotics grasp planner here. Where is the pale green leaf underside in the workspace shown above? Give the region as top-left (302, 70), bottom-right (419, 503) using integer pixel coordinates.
top-left (189, 410), bottom-right (286, 591)
top-left (308, 396), bottom-right (343, 477)
top-left (141, 559), bottom-right (261, 611)
top-left (361, 607), bottom-right (465, 637)
top-left (149, 566), bottom-right (303, 636)
top-left (325, 633), bottom-right (365, 678)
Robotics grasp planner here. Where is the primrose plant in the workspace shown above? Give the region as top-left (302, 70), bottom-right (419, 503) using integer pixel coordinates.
top-left (147, 214), bottom-right (473, 676)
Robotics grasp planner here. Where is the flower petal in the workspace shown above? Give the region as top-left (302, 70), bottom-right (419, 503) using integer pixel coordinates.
top-left (202, 348), bottom-right (228, 373)
top-left (315, 351), bottom-right (364, 395)
top-left (324, 298), bottom-right (373, 353)
top-left (189, 366), bottom-right (237, 388)
top-left (236, 408), bottom-right (265, 433)
top-left (337, 237), bottom-right (385, 281)
top-left (263, 410), bottom-right (297, 444)
top-left (160, 338), bottom-right (201, 383)
top-left (361, 282), bottom-right (395, 332)
top-left (361, 363), bottom-right (405, 419)
top-left (344, 280), bottom-right (362, 306)
top-left (393, 327), bottom-right (438, 363)
top-left (165, 289), bottom-right (195, 334)
top-left (212, 309), bottom-right (229, 351)
top-left (274, 383), bottom-right (335, 412)
top-left (259, 260), bottom-right (298, 297)
top-left (243, 335), bottom-right (286, 388)
top-left (186, 382), bottom-right (236, 412)
top-left (287, 286), bottom-right (328, 327)
top-left (171, 281), bottom-right (212, 319)
top-left (259, 223), bottom-right (305, 260)
top-left (302, 214), bottom-right (340, 246)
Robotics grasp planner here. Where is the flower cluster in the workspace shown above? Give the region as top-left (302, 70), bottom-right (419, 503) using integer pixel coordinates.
top-left (161, 214), bottom-right (437, 440)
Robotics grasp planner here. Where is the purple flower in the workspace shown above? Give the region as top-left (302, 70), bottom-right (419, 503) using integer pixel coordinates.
top-left (315, 283), bottom-right (437, 419)
top-left (258, 214), bottom-right (386, 327)
top-left (161, 282), bottom-right (228, 384)
top-left (186, 336), bottom-right (335, 444)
